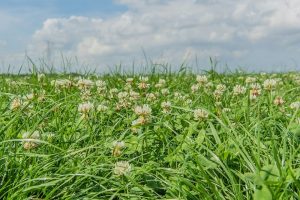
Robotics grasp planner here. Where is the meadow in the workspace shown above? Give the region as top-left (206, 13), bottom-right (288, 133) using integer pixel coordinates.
top-left (0, 69), bottom-right (300, 199)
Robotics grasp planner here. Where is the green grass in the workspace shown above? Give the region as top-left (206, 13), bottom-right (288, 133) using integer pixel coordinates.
top-left (0, 70), bottom-right (300, 199)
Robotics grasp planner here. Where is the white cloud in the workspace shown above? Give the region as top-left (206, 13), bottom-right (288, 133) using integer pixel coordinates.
top-left (26, 0), bottom-right (300, 71)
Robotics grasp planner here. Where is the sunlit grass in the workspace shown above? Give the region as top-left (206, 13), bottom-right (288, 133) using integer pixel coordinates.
top-left (0, 67), bottom-right (300, 199)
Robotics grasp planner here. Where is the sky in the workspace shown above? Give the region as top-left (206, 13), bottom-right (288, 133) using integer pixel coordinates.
top-left (1, 0), bottom-right (300, 73)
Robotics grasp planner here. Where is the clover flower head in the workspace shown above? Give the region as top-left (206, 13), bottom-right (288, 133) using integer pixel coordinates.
top-left (114, 161), bottom-right (132, 176)
top-left (263, 79), bottom-right (277, 91)
top-left (194, 109), bottom-right (209, 121)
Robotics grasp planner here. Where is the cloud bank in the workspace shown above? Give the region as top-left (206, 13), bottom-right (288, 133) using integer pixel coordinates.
top-left (26, 0), bottom-right (300, 71)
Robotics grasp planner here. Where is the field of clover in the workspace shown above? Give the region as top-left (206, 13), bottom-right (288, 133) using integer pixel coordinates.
top-left (0, 70), bottom-right (300, 199)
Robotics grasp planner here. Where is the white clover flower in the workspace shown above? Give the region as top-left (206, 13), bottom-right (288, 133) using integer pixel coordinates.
top-left (80, 89), bottom-right (92, 101)
top-left (134, 104), bottom-right (152, 116)
top-left (129, 91), bottom-right (140, 100)
top-left (290, 101), bottom-right (300, 110)
top-left (233, 85), bottom-right (246, 95)
top-left (146, 93), bottom-right (156, 101)
top-left (115, 102), bottom-right (122, 111)
top-left (96, 81), bottom-right (107, 93)
top-left (174, 92), bottom-right (180, 98)
top-left (222, 108), bottom-right (231, 113)
top-left (245, 77), bottom-right (257, 84)
top-left (155, 79), bottom-right (166, 88)
top-left (24, 93), bottom-right (35, 101)
top-left (213, 90), bottom-right (223, 99)
top-left (273, 96), bottom-right (284, 106)
top-left (185, 99), bottom-right (193, 105)
top-left (116, 99), bottom-right (132, 111)
top-left (276, 78), bottom-right (283, 86)
top-left (174, 92), bottom-right (186, 100)
top-left (126, 78), bottom-right (134, 84)
top-left (196, 75), bottom-right (208, 84)
top-left (183, 94), bottom-right (189, 100)
top-left (114, 161), bottom-right (132, 176)
top-left (205, 82), bottom-right (214, 88)
top-left (117, 91), bottom-right (128, 99)
top-left (294, 77), bottom-right (300, 85)
top-left (250, 83), bottom-right (261, 90)
top-left (10, 98), bottom-right (22, 110)
top-left (78, 102), bottom-right (94, 114)
top-left (124, 83), bottom-right (132, 91)
top-left (138, 82), bottom-right (150, 89)
top-left (155, 83), bottom-right (163, 88)
top-left (52, 79), bottom-right (72, 90)
top-left (113, 141), bottom-right (125, 149)
top-left (65, 79), bottom-right (73, 88)
top-left (44, 132), bottom-right (55, 141)
top-left (95, 80), bottom-right (107, 94)
top-left (22, 131), bottom-right (40, 150)
top-left (161, 101), bottom-right (172, 113)
top-left (214, 84), bottom-right (227, 99)
top-left (132, 115), bottom-right (150, 126)
top-left (95, 80), bottom-right (106, 88)
top-left (191, 84), bottom-right (199, 93)
top-left (131, 118), bottom-right (141, 126)
top-left (216, 84), bottom-right (226, 93)
top-left (110, 88), bottom-right (119, 94)
top-left (249, 83), bottom-right (261, 100)
top-left (22, 131), bottom-right (40, 140)
top-left (8, 81), bottom-right (19, 87)
top-left (112, 141), bottom-right (125, 157)
top-left (64, 79), bottom-right (73, 88)
top-left (249, 92), bottom-right (258, 100)
top-left (77, 79), bottom-right (94, 90)
top-left (131, 127), bottom-right (142, 134)
top-left (161, 101), bottom-right (171, 107)
top-left (137, 76), bottom-right (150, 89)
top-left (158, 78), bottom-right (166, 84)
top-left (161, 88), bottom-right (169, 95)
top-left (263, 79), bottom-right (277, 91)
top-left (194, 109), bottom-right (209, 121)
top-left (97, 104), bottom-right (108, 112)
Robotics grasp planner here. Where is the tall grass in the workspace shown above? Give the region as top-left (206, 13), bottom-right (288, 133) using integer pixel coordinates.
top-left (0, 66), bottom-right (299, 199)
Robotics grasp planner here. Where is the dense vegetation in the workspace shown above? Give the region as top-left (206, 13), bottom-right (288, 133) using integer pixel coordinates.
top-left (0, 70), bottom-right (300, 199)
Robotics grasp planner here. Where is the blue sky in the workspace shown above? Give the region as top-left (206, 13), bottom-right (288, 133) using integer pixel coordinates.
top-left (0, 0), bottom-right (126, 17)
top-left (0, 0), bottom-right (126, 52)
top-left (1, 0), bottom-right (300, 72)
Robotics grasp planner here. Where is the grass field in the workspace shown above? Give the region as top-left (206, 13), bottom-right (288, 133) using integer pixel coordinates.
top-left (0, 69), bottom-right (300, 199)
